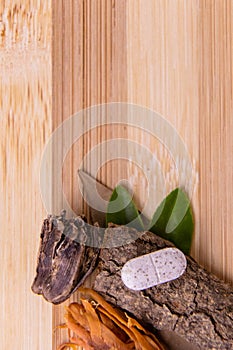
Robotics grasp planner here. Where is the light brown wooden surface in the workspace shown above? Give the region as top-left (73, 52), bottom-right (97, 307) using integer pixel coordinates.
top-left (52, 1), bottom-right (128, 348)
top-left (199, 0), bottom-right (233, 282)
top-left (0, 1), bottom-right (52, 349)
top-left (126, 0), bottom-right (200, 244)
top-left (53, 1), bottom-right (233, 348)
top-left (126, 0), bottom-right (232, 284)
top-left (1, 1), bottom-right (233, 349)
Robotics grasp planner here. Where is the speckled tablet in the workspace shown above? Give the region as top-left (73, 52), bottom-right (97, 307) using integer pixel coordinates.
top-left (121, 247), bottom-right (187, 291)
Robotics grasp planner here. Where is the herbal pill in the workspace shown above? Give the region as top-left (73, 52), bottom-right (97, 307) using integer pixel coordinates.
top-left (121, 247), bottom-right (187, 291)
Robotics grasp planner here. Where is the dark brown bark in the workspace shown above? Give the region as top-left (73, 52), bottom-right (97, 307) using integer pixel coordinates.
top-left (32, 215), bottom-right (233, 349)
top-left (31, 214), bottom-right (100, 304)
top-left (93, 227), bottom-right (233, 350)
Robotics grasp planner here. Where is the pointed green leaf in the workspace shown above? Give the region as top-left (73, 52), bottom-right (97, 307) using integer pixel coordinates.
top-left (149, 188), bottom-right (194, 254)
top-left (106, 185), bottom-right (144, 231)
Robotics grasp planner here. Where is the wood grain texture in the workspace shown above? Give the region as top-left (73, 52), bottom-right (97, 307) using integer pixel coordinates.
top-left (3, 0), bottom-right (231, 349)
top-left (126, 0), bottom-right (233, 283)
top-left (52, 1), bottom-right (128, 348)
top-left (126, 0), bottom-right (200, 260)
top-left (52, 1), bottom-right (233, 348)
top-left (199, 0), bottom-right (233, 283)
top-left (0, 1), bottom-right (52, 349)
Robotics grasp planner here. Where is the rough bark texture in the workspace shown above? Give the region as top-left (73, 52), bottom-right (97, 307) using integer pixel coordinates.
top-left (93, 227), bottom-right (233, 350)
top-left (31, 213), bottom-right (100, 304)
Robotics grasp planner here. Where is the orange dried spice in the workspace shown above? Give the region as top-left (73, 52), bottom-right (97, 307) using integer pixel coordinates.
top-left (57, 288), bottom-right (165, 350)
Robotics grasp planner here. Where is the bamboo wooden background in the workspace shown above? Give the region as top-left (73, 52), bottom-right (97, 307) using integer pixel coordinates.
top-left (1, 1), bottom-right (233, 349)
top-left (0, 1), bottom-right (52, 349)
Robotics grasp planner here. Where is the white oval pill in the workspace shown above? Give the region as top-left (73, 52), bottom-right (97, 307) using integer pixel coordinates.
top-left (121, 247), bottom-right (187, 291)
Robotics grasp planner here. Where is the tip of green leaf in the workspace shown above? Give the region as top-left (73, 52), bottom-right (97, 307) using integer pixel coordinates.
top-left (106, 185), bottom-right (144, 231)
top-left (149, 188), bottom-right (194, 255)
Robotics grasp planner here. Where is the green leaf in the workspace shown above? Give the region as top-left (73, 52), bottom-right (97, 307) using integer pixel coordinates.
top-left (106, 185), bottom-right (144, 231)
top-left (149, 188), bottom-right (194, 254)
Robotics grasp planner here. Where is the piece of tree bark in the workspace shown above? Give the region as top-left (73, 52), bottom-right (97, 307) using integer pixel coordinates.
top-left (92, 227), bottom-right (233, 350)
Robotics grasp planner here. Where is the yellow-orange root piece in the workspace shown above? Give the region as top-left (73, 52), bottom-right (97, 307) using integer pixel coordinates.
top-left (58, 288), bottom-right (165, 350)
